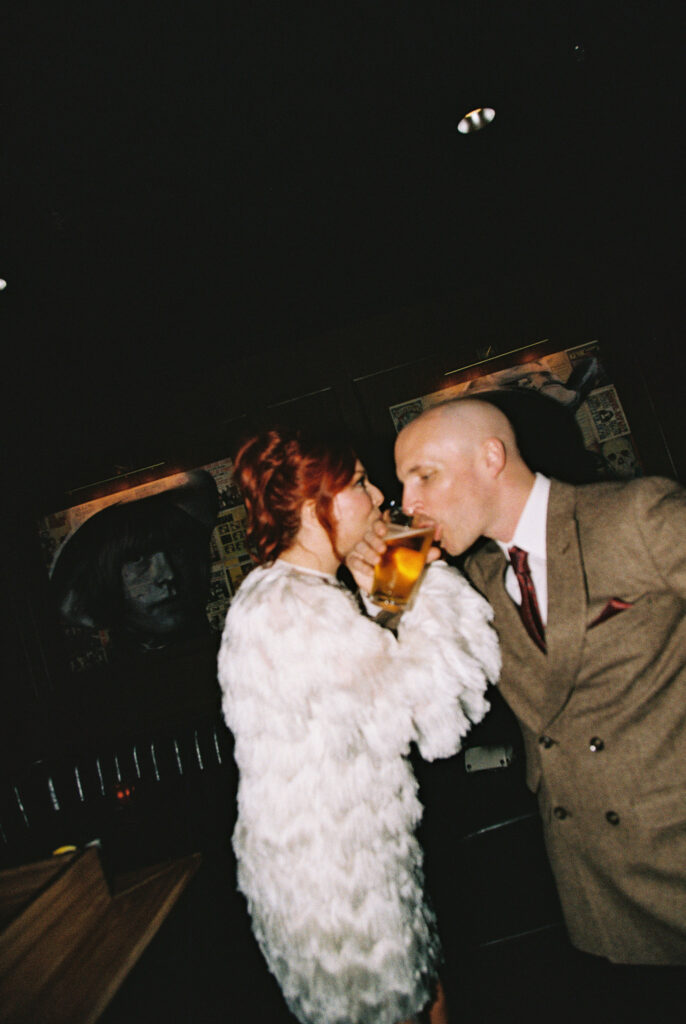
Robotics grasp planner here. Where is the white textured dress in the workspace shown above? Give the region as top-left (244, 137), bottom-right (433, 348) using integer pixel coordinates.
top-left (218, 560), bottom-right (500, 1024)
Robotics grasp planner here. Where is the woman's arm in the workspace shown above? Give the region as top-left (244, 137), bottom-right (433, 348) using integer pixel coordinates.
top-left (219, 562), bottom-right (498, 766)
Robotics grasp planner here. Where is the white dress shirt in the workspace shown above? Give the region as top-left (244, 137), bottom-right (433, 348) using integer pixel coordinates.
top-left (496, 473), bottom-right (550, 625)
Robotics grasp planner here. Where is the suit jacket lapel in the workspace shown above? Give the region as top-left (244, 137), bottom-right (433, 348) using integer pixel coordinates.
top-left (470, 541), bottom-right (550, 732)
top-left (468, 480), bottom-right (589, 734)
top-left (542, 480), bottom-right (587, 727)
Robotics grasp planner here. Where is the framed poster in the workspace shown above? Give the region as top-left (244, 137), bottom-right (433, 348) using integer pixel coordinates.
top-left (37, 458), bottom-right (253, 675)
top-left (389, 341), bottom-right (643, 481)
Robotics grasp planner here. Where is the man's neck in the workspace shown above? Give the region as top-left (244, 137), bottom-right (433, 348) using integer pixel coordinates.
top-left (490, 470), bottom-right (537, 545)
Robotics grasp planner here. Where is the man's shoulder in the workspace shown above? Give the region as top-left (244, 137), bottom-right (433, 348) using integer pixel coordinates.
top-left (558, 475), bottom-right (685, 513)
top-left (544, 476), bottom-right (686, 554)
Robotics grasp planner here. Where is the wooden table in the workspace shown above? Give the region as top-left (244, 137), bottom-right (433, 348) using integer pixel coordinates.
top-left (0, 845), bottom-right (200, 1024)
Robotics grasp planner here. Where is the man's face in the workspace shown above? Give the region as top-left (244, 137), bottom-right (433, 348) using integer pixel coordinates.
top-left (395, 416), bottom-right (491, 556)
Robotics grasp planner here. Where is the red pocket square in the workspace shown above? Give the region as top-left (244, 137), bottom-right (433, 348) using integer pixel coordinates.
top-left (589, 597), bottom-right (634, 629)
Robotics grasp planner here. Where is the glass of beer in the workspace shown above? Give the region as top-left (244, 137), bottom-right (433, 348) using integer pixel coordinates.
top-left (370, 508), bottom-right (435, 613)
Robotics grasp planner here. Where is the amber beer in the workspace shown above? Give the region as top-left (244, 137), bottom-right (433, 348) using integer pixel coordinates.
top-left (370, 522), bottom-right (435, 612)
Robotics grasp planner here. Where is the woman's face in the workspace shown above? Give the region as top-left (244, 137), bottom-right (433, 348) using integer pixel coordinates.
top-left (331, 461), bottom-right (383, 559)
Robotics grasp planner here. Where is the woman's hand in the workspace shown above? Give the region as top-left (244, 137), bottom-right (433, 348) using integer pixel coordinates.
top-left (345, 519), bottom-right (388, 593)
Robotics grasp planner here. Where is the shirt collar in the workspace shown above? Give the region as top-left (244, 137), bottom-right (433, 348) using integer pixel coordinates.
top-left (497, 473), bottom-right (550, 561)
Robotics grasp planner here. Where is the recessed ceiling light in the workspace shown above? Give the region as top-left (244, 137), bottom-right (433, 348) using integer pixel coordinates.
top-left (457, 107), bottom-right (496, 134)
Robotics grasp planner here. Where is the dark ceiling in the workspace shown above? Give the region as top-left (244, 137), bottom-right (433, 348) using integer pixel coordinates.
top-left (3, 1), bottom-right (684, 486)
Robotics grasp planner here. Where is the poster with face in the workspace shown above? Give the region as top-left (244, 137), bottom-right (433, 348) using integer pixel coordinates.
top-left (39, 460), bottom-right (253, 672)
top-left (389, 341), bottom-right (642, 483)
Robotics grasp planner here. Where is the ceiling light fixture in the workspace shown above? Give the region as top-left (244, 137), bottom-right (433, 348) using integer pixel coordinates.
top-left (457, 107), bottom-right (496, 134)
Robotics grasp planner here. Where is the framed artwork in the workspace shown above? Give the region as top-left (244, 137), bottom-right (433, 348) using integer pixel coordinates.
top-left (37, 458), bottom-right (253, 675)
top-left (389, 340), bottom-right (643, 481)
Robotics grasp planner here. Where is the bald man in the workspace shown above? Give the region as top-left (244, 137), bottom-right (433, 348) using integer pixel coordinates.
top-left (351, 396), bottom-right (686, 975)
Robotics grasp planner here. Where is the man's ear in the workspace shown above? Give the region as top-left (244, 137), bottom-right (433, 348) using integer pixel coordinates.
top-left (481, 436), bottom-right (507, 477)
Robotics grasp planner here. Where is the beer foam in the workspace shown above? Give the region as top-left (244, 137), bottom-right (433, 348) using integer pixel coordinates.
top-left (384, 522), bottom-right (433, 540)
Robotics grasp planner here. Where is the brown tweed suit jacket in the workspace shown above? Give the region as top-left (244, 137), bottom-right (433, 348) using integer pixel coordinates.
top-left (466, 476), bottom-right (686, 964)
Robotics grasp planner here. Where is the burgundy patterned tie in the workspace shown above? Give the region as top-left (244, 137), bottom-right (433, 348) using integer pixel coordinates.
top-left (508, 546), bottom-right (546, 653)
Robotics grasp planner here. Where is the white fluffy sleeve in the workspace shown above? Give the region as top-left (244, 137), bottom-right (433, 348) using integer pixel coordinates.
top-left (218, 561), bottom-right (499, 767)
top-left (396, 560), bottom-right (500, 759)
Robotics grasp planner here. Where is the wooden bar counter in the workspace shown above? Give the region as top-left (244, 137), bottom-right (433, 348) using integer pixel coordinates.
top-left (0, 845), bottom-right (200, 1024)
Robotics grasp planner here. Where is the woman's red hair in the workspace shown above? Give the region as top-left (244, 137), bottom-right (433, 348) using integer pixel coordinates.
top-left (234, 428), bottom-right (357, 564)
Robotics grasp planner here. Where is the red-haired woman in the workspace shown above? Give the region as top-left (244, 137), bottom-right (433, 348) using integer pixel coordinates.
top-left (217, 428), bottom-right (500, 1024)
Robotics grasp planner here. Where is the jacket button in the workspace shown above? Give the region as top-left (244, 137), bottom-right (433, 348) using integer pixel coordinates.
top-left (605, 810), bottom-right (620, 826)
top-left (589, 737), bottom-right (604, 752)
top-left (539, 735), bottom-right (554, 748)
top-left (553, 806), bottom-right (568, 820)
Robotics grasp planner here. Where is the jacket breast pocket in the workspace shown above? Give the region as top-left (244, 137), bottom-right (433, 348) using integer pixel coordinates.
top-left (588, 597), bottom-right (633, 630)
